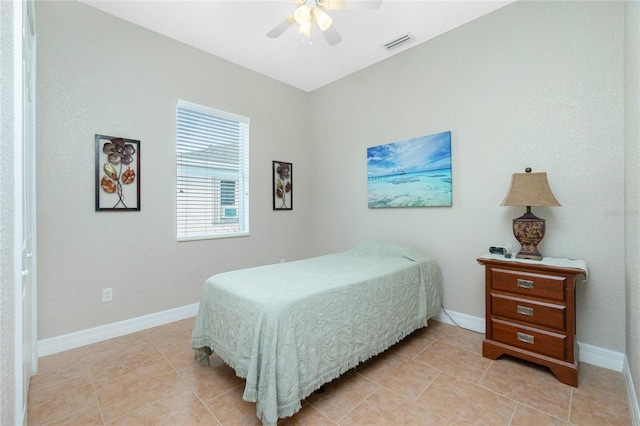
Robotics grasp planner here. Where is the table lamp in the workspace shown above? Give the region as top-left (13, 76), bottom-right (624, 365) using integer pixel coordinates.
top-left (501, 168), bottom-right (561, 260)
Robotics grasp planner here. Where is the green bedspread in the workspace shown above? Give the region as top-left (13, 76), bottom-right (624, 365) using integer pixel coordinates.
top-left (190, 241), bottom-right (441, 425)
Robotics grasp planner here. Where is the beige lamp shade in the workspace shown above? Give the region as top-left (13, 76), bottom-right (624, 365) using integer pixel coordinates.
top-left (501, 169), bottom-right (561, 207)
top-left (501, 168), bottom-right (560, 260)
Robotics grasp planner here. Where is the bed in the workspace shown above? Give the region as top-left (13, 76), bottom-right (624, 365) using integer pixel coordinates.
top-left (190, 241), bottom-right (442, 425)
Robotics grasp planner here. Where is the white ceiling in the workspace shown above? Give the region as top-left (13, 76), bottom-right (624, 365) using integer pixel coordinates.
top-left (80, 0), bottom-right (514, 92)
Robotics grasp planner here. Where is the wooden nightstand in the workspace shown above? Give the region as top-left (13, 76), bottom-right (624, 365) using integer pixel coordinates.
top-left (477, 255), bottom-right (587, 387)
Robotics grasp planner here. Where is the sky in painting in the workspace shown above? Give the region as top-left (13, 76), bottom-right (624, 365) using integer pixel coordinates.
top-left (367, 131), bottom-right (451, 177)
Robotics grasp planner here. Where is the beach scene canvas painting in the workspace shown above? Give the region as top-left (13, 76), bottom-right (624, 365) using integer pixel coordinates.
top-left (367, 131), bottom-right (452, 208)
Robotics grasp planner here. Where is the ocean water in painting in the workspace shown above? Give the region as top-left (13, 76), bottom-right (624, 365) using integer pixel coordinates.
top-left (367, 131), bottom-right (452, 208)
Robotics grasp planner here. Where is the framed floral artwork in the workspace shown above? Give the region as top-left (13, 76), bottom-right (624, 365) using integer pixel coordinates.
top-left (272, 161), bottom-right (292, 210)
top-left (95, 134), bottom-right (140, 211)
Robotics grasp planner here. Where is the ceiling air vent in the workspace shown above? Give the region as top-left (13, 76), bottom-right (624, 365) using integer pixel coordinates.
top-left (383, 33), bottom-right (416, 52)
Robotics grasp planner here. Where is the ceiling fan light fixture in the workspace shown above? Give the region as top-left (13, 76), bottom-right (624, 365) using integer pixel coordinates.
top-left (297, 21), bottom-right (312, 38)
top-left (270, 0), bottom-right (382, 46)
top-left (294, 4), bottom-right (312, 25)
top-left (313, 8), bottom-right (333, 31)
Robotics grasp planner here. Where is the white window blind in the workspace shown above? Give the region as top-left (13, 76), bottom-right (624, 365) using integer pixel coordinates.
top-left (176, 100), bottom-right (249, 240)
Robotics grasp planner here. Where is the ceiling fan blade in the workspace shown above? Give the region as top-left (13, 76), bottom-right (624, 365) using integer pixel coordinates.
top-left (322, 25), bottom-right (342, 46)
top-left (324, 0), bottom-right (382, 10)
top-left (266, 14), bottom-right (296, 38)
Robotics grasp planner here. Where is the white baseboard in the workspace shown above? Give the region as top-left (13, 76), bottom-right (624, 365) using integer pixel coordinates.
top-left (577, 341), bottom-right (625, 372)
top-left (37, 303), bottom-right (199, 358)
top-left (435, 308), bottom-right (485, 333)
top-left (624, 356), bottom-right (640, 426)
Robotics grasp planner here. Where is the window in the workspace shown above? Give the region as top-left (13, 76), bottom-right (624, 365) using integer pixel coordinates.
top-left (219, 179), bottom-right (238, 221)
top-left (176, 100), bottom-right (249, 240)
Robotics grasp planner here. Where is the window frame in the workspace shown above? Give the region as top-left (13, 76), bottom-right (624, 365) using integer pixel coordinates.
top-left (176, 100), bottom-right (250, 241)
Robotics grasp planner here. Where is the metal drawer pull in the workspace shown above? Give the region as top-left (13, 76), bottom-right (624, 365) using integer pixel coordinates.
top-left (516, 279), bottom-right (534, 289)
top-left (517, 332), bottom-right (534, 344)
top-left (517, 305), bottom-right (534, 316)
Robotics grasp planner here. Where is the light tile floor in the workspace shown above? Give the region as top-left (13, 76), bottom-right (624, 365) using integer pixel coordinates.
top-left (27, 319), bottom-right (632, 425)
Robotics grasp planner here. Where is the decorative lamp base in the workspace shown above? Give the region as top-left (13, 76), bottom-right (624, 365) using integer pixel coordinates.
top-left (512, 212), bottom-right (545, 260)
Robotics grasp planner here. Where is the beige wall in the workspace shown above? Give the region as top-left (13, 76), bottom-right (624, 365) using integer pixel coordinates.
top-left (36, 1), bottom-right (630, 357)
top-left (625, 0), bottom-right (640, 413)
top-left (1, 1), bottom-right (18, 424)
top-left (36, 1), bottom-right (313, 339)
top-left (309, 1), bottom-right (627, 352)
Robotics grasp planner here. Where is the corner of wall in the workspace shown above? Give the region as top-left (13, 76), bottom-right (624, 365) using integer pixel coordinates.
top-left (624, 356), bottom-right (640, 426)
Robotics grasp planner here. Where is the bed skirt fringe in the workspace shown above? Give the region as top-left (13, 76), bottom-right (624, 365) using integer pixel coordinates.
top-left (264, 317), bottom-right (430, 424)
top-left (193, 317), bottom-right (432, 425)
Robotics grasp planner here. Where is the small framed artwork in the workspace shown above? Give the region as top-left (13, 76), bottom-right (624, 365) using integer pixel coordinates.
top-left (273, 161), bottom-right (292, 210)
top-left (95, 134), bottom-right (140, 211)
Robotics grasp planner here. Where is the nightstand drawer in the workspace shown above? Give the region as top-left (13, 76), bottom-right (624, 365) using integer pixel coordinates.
top-left (491, 268), bottom-right (566, 302)
top-left (491, 293), bottom-right (566, 331)
top-left (491, 319), bottom-right (567, 360)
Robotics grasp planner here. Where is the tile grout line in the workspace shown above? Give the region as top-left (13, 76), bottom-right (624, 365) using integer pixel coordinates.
top-left (505, 402), bottom-right (519, 426)
top-left (568, 387), bottom-right (575, 425)
top-left (322, 379), bottom-right (381, 425)
top-left (200, 384), bottom-right (244, 425)
top-left (86, 333), bottom-right (181, 424)
top-left (473, 364), bottom-right (575, 424)
top-left (29, 364), bottom-right (99, 426)
top-left (377, 374), bottom-right (454, 423)
top-left (475, 358), bottom-right (493, 385)
top-left (86, 357), bottom-right (107, 426)
top-left (160, 340), bottom-right (224, 425)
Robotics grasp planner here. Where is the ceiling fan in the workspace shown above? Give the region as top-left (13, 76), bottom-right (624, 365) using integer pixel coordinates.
top-left (266, 0), bottom-right (382, 46)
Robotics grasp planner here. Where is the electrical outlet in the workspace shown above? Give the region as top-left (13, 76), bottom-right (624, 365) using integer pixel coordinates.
top-left (102, 288), bottom-right (113, 303)
top-left (280, 258), bottom-right (286, 263)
